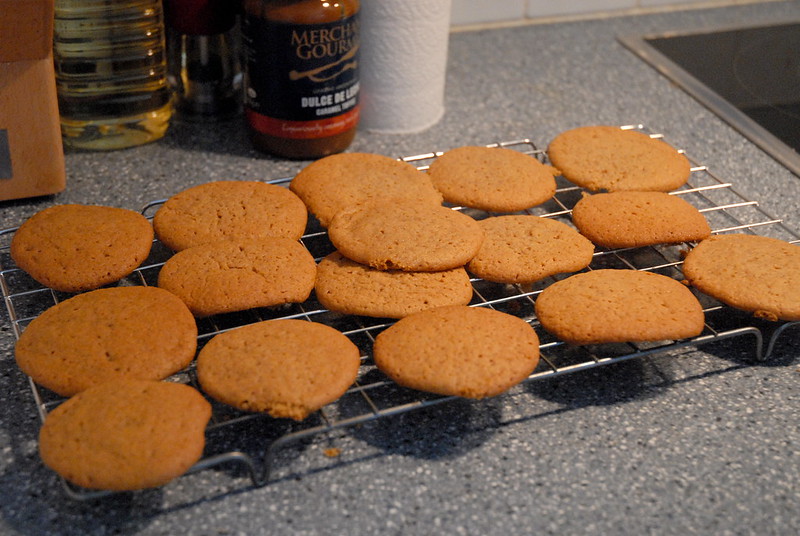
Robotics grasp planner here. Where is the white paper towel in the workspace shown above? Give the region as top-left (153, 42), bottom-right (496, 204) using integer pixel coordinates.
top-left (358, 0), bottom-right (452, 134)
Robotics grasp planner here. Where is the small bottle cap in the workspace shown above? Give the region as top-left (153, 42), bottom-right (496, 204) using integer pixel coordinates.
top-left (164, 0), bottom-right (237, 36)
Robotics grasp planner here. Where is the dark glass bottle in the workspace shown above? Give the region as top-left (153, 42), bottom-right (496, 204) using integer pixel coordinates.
top-left (164, 0), bottom-right (242, 119)
top-left (242, 0), bottom-right (360, 159)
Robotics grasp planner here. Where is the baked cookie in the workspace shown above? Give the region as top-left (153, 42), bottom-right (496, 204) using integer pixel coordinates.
top-left (467, 215), bottom-right (594, 284)
top-left (682, 234), bottom-right (800, 321)
top-left (328, 198), bottom-right (484, 271)
top-left (571, 191), bottom-right (711, 248)
top-left (153, 180), bottom-right (308, 251)
top-left (197, 319), bottom-right (360, 420)
top-left (38, 379), bottom-right (211, 491)
top-left (534, 269), bottom-right (705, 344)
top-left (315, 251), bottom-right (473, 318)
top-left (373, 305), bottom-right (540, 399)
top-left (547, 126), bottom-right (691, 192)
top-left (10, 204), bottom-right (153, 292)
top-left (289, 152), bottom-right (443, 226)
top-left (157, 237), bottom-right (316, 317)
top-left (426, 145), bottom-right (558, 212)
top-left (15, 286), bottom-right (197, 397)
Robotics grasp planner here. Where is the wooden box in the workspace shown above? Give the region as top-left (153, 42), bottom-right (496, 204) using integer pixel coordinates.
top-left (0, 0), bottom-right (66, 201)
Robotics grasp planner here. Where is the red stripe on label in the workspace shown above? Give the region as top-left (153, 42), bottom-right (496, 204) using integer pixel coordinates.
top-left (246, 107), bottom-right (360, 140)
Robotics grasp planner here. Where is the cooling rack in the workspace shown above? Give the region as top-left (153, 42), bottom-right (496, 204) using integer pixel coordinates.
top-left (1, 124), bottom-right (798, 500)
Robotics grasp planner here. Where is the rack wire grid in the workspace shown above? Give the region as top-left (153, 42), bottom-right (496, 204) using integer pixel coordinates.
top-left (1, 124), bottom-right (798, 500)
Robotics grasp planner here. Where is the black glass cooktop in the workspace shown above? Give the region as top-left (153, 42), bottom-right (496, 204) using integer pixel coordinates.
top-left (619, 22), bottom-right (800, 177)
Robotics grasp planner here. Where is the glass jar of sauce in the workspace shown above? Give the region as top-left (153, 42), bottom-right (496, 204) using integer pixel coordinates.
top-left (242, 0), bottom-right (360, 159)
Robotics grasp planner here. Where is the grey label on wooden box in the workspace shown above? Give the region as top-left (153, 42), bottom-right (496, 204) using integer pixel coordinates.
top-left (0, 130), bottom-right (11, 180)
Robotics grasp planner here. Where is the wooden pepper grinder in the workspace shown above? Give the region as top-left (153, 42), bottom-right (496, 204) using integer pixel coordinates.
top-left (0, 0), bottom-right (66, 201)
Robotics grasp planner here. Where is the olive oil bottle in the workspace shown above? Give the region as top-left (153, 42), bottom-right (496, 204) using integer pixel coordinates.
top-left (53, 0), bottom-right (172, 150)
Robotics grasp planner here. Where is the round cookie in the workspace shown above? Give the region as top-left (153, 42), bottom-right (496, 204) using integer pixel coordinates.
top-left (289, 152), bottom-right (443, 227)
top-left (467, 215), bottom-right (594, 284)
top-left (534, 269), bottom-right (705, 344)
top-left (197, 319), bottom-right (360, 420)
top-left (153, 180), bottom-right (308, 251)
top-left (10, 204), bottom-right (153, 292)
top-left (315, 251), bottom-right (474, 318)
top-left (426, 145), bottom-right (558, 212)
top-left (682, 234), bottom-right (800, 321)
top-left (547, 126), bottom-right (692, 192)
top-left (15, 286), bottom-right (197, 397)
top-left (157, 237), bottom-right (316, 317)
top-left (328, 198), bottom-right (485, 272)
top-left (571, 191), bottom-right (711, 248)
top-left (38, 379), bottom-right (211, 491)
top-left (373, 305), bottom-right (540, 399)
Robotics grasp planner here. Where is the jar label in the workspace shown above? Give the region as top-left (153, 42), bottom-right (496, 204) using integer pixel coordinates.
top-left (243, 13), bottom-right (360, 139)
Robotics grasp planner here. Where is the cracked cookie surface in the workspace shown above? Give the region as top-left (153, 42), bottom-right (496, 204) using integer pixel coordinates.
top-left (15, 286), bottom-right (197, 397)
top-left (153, 180), bottom-right (308, 251)
top-left (534, 269), bottom-right (705, 344)
top-left (467, 214), bottom-right (594, 284)
top-left (315, 251), bottom-right (473, 318)
top-left (547, 126), bottom-right (691, 192)
top-left (289, 152), bottom-right (443, 227)
top-left (373, 305), bottom-right (540, 399)
top-left (157, 237), bottom-right (316, 317)
top-left (571, 191), bottom-right (711, 248)
top-left (682, 234), bottom-right (800, 321)
top-left (10, 204), bottom-right (153, 292)
top-left (427, 145), bottom-right (558, 212)
top-left (328, 198), bottom-right (484, 272)
top-left (39, 379), bottom-right (211, 491)
top-left (197, 319), bottom-right (360, 420)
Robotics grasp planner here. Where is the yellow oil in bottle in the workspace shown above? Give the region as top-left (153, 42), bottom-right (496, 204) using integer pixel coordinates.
top-left (53, 0), bottom-right (172, 150)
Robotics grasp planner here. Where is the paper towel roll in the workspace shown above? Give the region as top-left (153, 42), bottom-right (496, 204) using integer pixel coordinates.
top-left (359, 0), bottom-right (452, 134)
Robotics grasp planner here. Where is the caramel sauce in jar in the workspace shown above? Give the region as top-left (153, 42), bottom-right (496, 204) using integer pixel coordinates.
top-left (242, 0), bottom-right (360, 159)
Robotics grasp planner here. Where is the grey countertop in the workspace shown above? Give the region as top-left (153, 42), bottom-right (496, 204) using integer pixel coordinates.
top-left (2, 3), bottom-right (800, 535)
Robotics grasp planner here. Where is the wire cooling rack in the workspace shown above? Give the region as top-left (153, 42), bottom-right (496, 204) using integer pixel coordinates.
top-left (1, 124), bottom-right (798, 500)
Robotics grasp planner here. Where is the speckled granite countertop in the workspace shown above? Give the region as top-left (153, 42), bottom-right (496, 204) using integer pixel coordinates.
top-left (2, 3), bottom-right (799, 535)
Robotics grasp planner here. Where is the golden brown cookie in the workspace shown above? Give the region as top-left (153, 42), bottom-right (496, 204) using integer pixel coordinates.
top-left (534, 269), bottom-right (705, 344)
top-left (289, 152), bottom-right (443, 226)
top-left (682, 234), bottom-right (800, 321)
top-left (373, 305), bottom-right (540, 399)
top-left (153, 180), bottom-right (308, 251)
top-left (38, 379), bottom-right (211, 491)
top-left (157, 237), bottom-right (316, 317)
top-left (315, 251), bottom-right (473, 318)
top-left (426, 145), bottom-right (558, 212)
top-left (328, 198), bottom-right (484, 272)
top-left (467, 215), bottom-right (594, 284)
top-left (15, 286), bottom-right (197, 397)
top-left (197, 319), bottom-right (360, 420)
top-left (10, 204), bottom-right (153, 292)
top-left (571, 191), bottom-right (711, 248)
top-left (547, 126), bottom-right (691, 192)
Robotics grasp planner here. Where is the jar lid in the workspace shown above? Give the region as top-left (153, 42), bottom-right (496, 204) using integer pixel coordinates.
top-left (164, 0), bottom-right (237, 35)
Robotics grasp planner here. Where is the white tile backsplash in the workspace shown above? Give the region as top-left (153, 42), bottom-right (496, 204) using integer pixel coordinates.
top-left (450, 0), bottom-right (526, 26)
top-left (525, 0), bottom-right (635, 19)
top-left (638, 0), bottom-right (711, 5)
top-left (450, 0), bottom-right (782, 27)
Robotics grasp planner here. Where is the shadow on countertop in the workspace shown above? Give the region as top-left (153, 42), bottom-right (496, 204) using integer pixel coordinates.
top-left (157, 115), bottom-right (258, 159)
top-left (0, 339), bottom-right (793, 534)
top-left (0, 353), bottom-right (166, 535)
